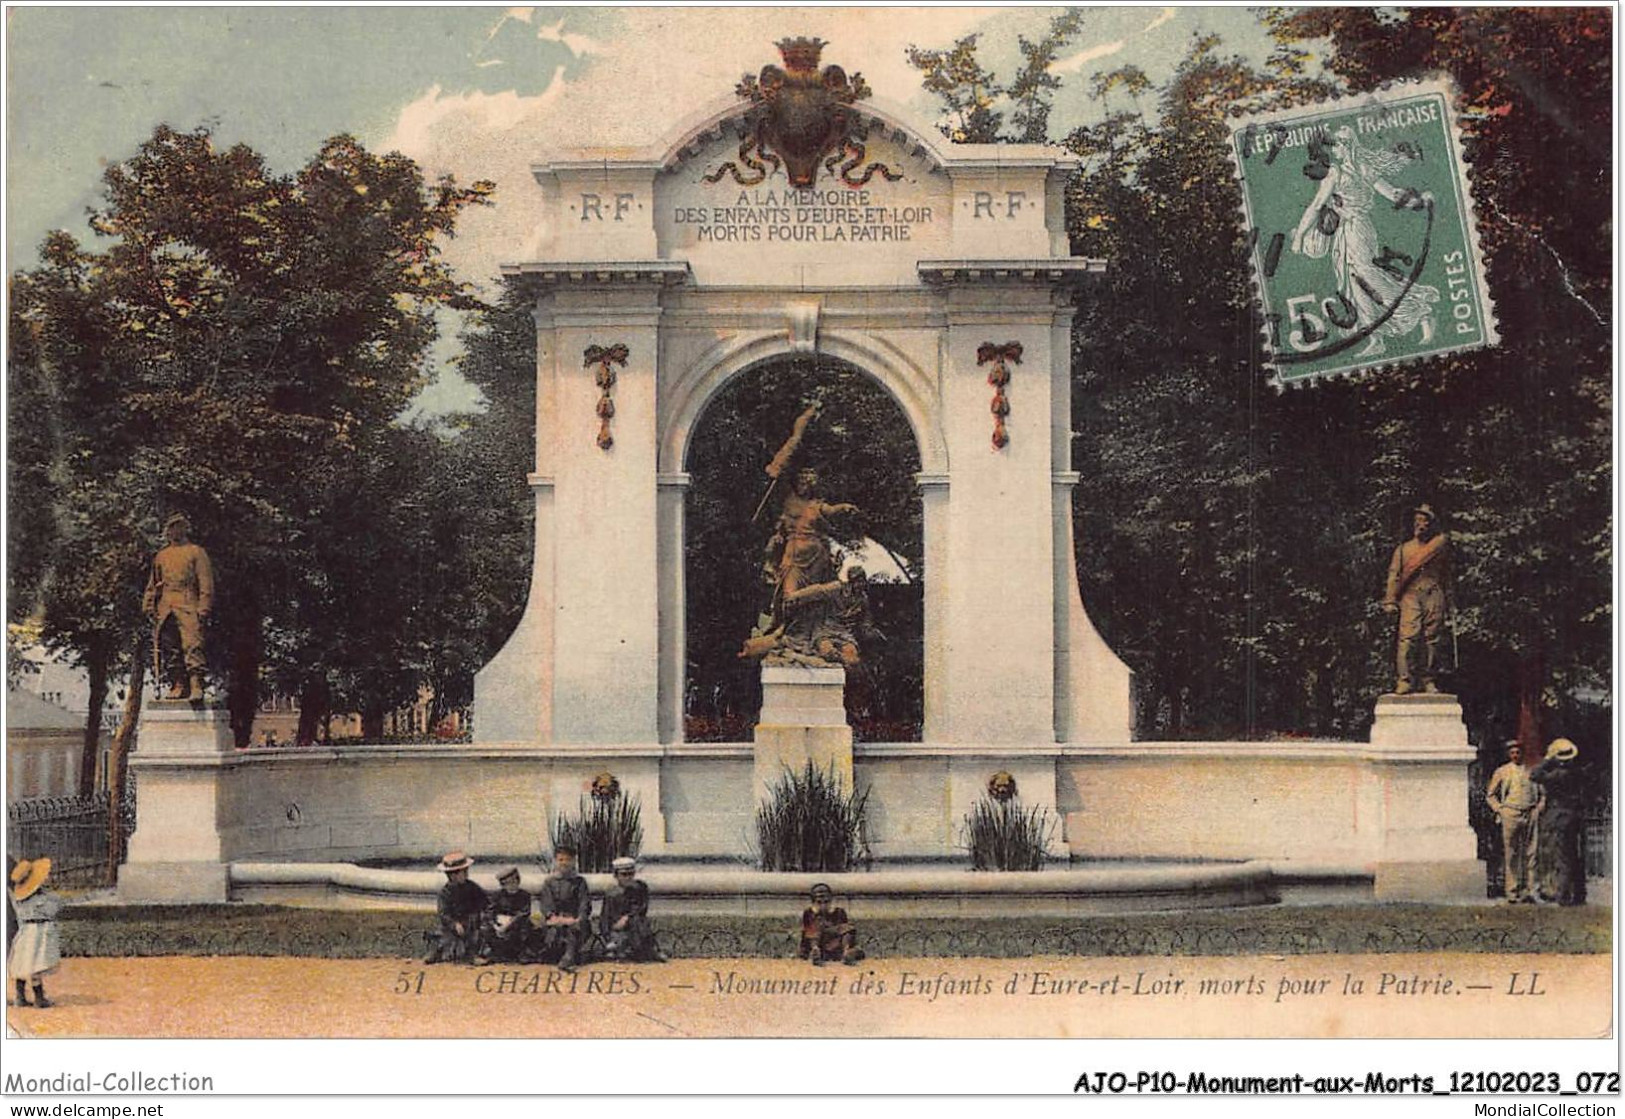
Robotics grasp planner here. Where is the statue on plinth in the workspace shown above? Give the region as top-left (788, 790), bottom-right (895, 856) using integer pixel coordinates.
top-left (740, 403), bottom-right (869, 669)
top-left (1381, 502), bottom-right (1451, 695)
top-left (142, 513), bottom-right (214, 702)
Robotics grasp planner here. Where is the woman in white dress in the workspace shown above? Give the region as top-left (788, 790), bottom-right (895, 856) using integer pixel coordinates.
top-left (1291, 125), bottom-right (1440, 357)
top-left (9, 858), bottom-right (62, 1008)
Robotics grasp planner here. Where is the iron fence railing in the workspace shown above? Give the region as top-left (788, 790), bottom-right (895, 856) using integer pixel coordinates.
top-left (7, 787), bottom-right (137, 886)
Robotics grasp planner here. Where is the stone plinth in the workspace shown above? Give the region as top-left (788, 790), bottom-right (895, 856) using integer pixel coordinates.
top-left (120, 703), bottom-right (235, 903)
top-left (1367, 693), bottom-right (1480, 900)
top-left (752, 665), bottom-right (854, 798)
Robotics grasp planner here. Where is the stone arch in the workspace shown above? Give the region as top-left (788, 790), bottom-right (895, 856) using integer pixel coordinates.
top-left (659, 330), bottom-right (947, 477)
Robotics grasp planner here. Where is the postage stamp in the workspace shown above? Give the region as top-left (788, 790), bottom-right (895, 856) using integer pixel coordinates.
top-left (1230, 80), bottom-right (1498, 386)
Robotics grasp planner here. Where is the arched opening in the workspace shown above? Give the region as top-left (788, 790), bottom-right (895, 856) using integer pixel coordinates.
top-left (682, 354), bottom-right (923, 742)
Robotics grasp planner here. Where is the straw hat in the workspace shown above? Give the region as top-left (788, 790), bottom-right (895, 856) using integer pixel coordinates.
top-left (611, 857), bottom-right (636, 873)
top-left (437, 851), bottom-right (473, 873)
top-left (1546, 739), bottom-right (1579, 762)
top-left (496, 866), bottom-right (521, 884)
top-left (10, 858), bottom-right (51, 902)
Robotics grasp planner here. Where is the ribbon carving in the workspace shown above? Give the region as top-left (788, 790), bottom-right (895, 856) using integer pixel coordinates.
top-left (584, 344), bottom-right (629, 450)
top-left (977, 342), bottom-right (1023, 450)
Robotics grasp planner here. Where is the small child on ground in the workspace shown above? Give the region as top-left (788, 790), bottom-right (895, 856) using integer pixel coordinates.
top-left (797, 883), bottom-right (864, 966)
top-left (9, 858), bottom-right (62, 1008)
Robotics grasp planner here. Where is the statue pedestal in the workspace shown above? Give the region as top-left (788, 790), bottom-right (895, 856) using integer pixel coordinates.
top-left (1367, 693), bottom-right (1481, 900)
top-left (120, 701), bottom-right (235, 903)
top-left (752, 665), bottom-right (854, 800)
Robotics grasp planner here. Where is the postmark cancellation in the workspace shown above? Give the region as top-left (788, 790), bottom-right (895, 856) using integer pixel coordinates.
top-left (1229, 80), bottom-right (1498, 386)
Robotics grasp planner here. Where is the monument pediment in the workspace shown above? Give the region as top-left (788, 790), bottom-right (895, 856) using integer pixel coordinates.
top-left (521, 40), bottom-right (1080, 285)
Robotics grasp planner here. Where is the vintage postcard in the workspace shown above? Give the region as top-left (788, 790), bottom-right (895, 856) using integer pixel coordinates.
top-left (3, 3), bottom-right (1614, 1102)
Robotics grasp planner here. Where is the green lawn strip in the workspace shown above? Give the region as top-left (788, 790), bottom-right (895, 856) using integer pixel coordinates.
top-left (56, 903), bottom-right (1611, 959)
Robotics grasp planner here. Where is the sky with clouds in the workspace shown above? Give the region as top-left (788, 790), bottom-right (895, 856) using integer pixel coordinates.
top-left (6, 5), bottom-right (1276, 414)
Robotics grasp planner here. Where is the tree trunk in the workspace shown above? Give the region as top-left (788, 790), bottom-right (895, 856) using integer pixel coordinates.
top-left (107, 638), bottom-right (146, 884)
top-left (361, 704), bottom-right (385, 742)
top-left (296, 677), bottom-right (328, 747)
top-left (1515, 647), bottom-right (1545, 758)
top-left (227, 613), bottom-right (260, 749)
top-left (427, 684), bottom-right (448, 737)
top-left (78, 645), bottom-right (110, 797)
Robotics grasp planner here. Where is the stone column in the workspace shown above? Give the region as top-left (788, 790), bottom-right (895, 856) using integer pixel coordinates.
top-left (1368, 693), bottom-right (1481, 899)
top-left (550, 287), bottom-right (663, 744)
top-left (656, 472), bottom-right (690, 744)
top-left (939, 288), bottom-right (1057, 743)
top-left (917, 472), bottom-right (950, 743)
top-left (120, 702), bottom-right (236, 903)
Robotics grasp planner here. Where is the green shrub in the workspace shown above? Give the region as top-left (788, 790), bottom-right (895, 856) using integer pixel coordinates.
top-left (550, 792), bottom-right (643, 873)
top-left (962, 796), bottom-right (1055, 871)
top-left (754, 761), bottom-right (870, 872)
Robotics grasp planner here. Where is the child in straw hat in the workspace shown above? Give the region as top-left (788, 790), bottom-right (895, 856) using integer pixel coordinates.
top-left (9, 858), bottom-right (62, 1008)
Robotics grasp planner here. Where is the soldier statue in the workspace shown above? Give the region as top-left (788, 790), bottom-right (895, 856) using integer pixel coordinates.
top-left (142, 513), bottom-right (215, 702)
top-left (1382, 503), bottom-right (1450, 695)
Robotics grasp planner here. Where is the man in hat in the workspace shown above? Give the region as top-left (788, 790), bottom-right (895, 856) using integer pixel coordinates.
top-left (797, 883), bottom-right (864, 966)
top-left (142, 513), bottom-right (215, 701)
top-left (536, 845), bottom-right (591, 971)
top-left (1531, 739), bottom-right (1590, 906)
top-left (600, 857), bottom-right (666, 963)
top-left (1382, 503), bottom-right (1450, 695)
top-left (482, 867), bottom-right (534, 964)
top-left (1485, 741), bottom-right (1544, 903)
top-left (425, 852), bottom-right (487, 964)
top-left (8, 858), bottom-right (62, 1008)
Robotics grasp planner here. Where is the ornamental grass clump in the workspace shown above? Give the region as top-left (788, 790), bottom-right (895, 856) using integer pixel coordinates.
top-left (550, 787), bottom-right (643, 873)
top-left (755, 761), bottom-right (870, 872)
top-left (962, 797), bottom-right (1056, 871)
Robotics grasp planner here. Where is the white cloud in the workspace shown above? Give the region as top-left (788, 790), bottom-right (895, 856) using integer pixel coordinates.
top-left (534, 17), bottom-right (604, 59)
top-left (1144, 7), bottom-right (1178, 33)
top-left (1053, 39), bottom-right (1127, 74)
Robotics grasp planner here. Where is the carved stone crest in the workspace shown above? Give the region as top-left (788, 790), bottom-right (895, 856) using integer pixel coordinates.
top-left (705, 37), bottom-right (903, 189)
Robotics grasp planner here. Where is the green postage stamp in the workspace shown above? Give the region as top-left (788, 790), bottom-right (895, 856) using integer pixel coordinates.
top-left (1230, 80), bottom-right (1498, 386)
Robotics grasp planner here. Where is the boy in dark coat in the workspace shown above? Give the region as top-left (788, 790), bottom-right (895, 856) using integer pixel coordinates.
top-left (600, 856), bottom-right (666, 963)
top-left (536, 845), bottom-right (591, 971)
top-left (483, 867), bottom-right (535, 963)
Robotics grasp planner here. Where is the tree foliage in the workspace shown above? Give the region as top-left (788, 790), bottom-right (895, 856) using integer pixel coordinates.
top-left (8, 124), bottom-right (493, 749)
top-left (910, 10), bottom-right (1610, 751)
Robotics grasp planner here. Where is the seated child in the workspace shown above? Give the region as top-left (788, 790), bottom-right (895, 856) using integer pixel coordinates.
top-left (797, 883), bottom-right (864, 966)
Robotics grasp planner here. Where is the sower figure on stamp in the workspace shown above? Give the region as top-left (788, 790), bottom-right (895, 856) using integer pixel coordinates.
top-left (425, 852), bottom-right (487, 965)
top-left (1382, 503), bottom-right (1451, 695)
top-left (1530, 739), bottom-right (1589, 907)
top-left (142, 513), bottom-right (215, 702)
top-left (483, 867), bottom-right (535, 964)
top-left (536, 844), bottom-right (591, 971)
top-left (797, 883), bottom-right (864, 967)
top-left (1485, 741), bottom-right (1543, 904)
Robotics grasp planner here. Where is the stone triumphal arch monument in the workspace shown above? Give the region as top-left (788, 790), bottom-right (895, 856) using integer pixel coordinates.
top-left (120, 40), bottom-right (1476, 902)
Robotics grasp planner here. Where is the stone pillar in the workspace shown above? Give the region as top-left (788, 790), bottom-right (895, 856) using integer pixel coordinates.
top-left (917, 472), bottom-right (950, 743)
top-left (752, 665), bottom-right (854, 798)
top-left (551, 288), bottom-right (663, 744)
top-left (1368, 693), bottom-right (1481, 899)
top-left (120, 703), bottom-right (236, 903)
top-left (656, 472), bottom-right (690, 744)
top-left (940, 291), bottom-right (1057, 743)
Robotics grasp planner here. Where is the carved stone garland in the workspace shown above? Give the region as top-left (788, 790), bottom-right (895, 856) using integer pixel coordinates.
top-left (977, 342), bottom-right (1023, 450)
top-left (584, 344), bottom-right (629, 450)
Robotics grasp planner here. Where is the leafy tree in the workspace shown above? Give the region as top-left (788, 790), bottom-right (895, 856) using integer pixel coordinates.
top-left (910, 11), bottom-right (1610, 755)
top-left (8, 124), bottom-right (493, 750)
